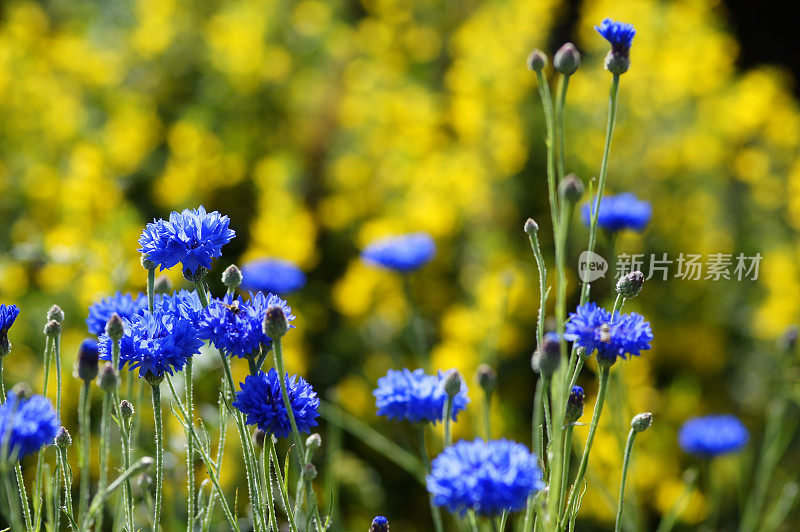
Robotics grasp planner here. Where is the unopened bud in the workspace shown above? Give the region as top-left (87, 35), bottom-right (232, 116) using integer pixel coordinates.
top-left (442, 370), bottom-right (464, 398)
top-left (554, 43), bottom-right (581, 76)
top-left (616, 271), bottom-right (644, 299)
top-left (44, 320), bottom-right (61, 338)
top-left (47, 305), bottom-right (65, 323)
top-left (264, 306), bottom-right (289, 338)
top-left (11, 382), bottom-right (32, 400)
top-left (77, 339), bottom-right (99, 382)
top-left (120, 400), bottom-right (135, 421)
top-left (524, 218), bottom-right (539, 234)
top-left (253, 428), bottom-right (267, 448)
top-left (532, 333), bottom-right (561, 375)
top-left (558, 173), bottom-right (584, 203)
top-left (222, 265), bottom-right (243, 289)
top-left (476, 364), bottom-right (497, 397)
top-left (306, 434), bottom-right (322, 454)
top-left (565, 385), bottom-right (585, 424)
top-left (56, 427), bottom-right (72, 449)
top-left (527, 49), bottom-right (547, 72)
top-left (154, 275), bottom-right (173, 294)
top-left (98, 364), bottom-right (119, 393)
top-left (370, 516), bottom-right (390, 532)
top-left (605, 51), bottom-right (630, 75)
top-left (105, 314), bottom-right (125, 341)
top-left (303, 463), bottom-right (317, 480)
top-left (631, 412), bottom-right (652, 432)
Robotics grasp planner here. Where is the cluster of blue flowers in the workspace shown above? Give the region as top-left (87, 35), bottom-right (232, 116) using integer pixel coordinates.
top-left (565, 302), bottom-right (653, 365)
top-left (679, 415), bottom-right (749, 457)
top-left (0, 391), bottom-right (59, 460)
top-left (581, 193), bottom-right (652, 233)
top-left (361, 233), bottom-right (436, 272)
top-left (233, 368), bottom-right (319, 438)
top-left (427, 439), bottom-right (544, 516)
top-left (138, 206), bottom-right (236, 276)
top-left (86, 292), bottom-right (148, 336)
top-left (374, 368), bottom-right (469, 424)
top-left (241, 259), bottom-right (307, 294)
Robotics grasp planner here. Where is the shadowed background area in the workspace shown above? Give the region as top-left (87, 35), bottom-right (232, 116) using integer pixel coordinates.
top-left (2, 0), bottom-right (800, 529)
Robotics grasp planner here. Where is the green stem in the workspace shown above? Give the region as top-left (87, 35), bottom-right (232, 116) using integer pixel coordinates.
top-left (563, 366), bottom-right (611, 527)
top-left (97, 388), bottom-right (112, 531)
top-left (655, 469), bottom-right (698, 532)
top-left (202, 381), bottom-right (229, 532)
top-left (555, 75), bottom-right (569, 182)
top-left (482, 390), bottom-right (492, 440)
top-left (2, 466), bottom-right (25, 532)
top-left (559, 425), bottom-right (574, 510)
top-left (418, 427), bottom-right (445, 532)
top-left (267, 436), bottom-right (299, 532)
top-left (58, 446), bottom-right (74, 523)
top-left (443, 396), bottom-right (454, 448)
top-left (151, 383), bottom-right (163, 532)
top-left (615, 428), bottom-right (637, 531)
top-left (78, 380), bottom-right (92, 523)
top-left (54, 333), bottom-right (62, 419)
top-left (534, 69), bottom-right (559, 235)
top-left (402, 276), bottom-right (428, 367)
top-left (147, 266), bottom-right (156, 313)
top-left (0, 359), bottom-right (5, 401)
top-left (185, 358), bottom-right (196, 532)
top-left (14, 461), bottom-right (32, 531)
top-left (83, 457), bottom-right (153, 529)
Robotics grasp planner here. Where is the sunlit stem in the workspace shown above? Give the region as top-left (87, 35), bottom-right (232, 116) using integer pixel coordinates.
top-left (78, 380), bottom-right (91, 523)
top-left (418, 427), bottom-right (445, 532)
top-left (615, 427), bottom-right (638, 531)
top-left (151, 382), bottom-right (164, 532)
top-left (443, 396), bottom-right (454, 448)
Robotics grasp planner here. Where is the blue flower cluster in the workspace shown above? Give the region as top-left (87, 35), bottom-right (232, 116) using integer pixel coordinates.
top-left (595, 18), bottom-right (636, 53)
top-left (232, 368), bottom-right (320, 438)
top-left (0, 391), bottom-right (59, 460)
top-left (155, 289), bottom-right (204, 324)
top-left (581, 193), bottom-right (651, 233)
top-left (138, 206), bottom-right (236, 276)
top-left (196, 292), bottom-right (295, 358)
top-left (86, 292), bottom-right (148, 336)
top-left (427, 438), bottom-right (544, 516)
top-left (374, 368), bottom-right (469, 424)
top-left (98, 309), bottom-right (203, 381)
top-left (0, 303), bottom-right (20, 355)
top-left (679, 415), bottom-right (749, 457)
top-left (564, 302), bottom-right (653, 365)
top-left (361, 233), bottom-right (436, 272)
top-left (241, 259), bottom-right (307, 294)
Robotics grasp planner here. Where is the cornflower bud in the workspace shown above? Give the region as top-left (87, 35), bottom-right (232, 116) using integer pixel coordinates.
top-left (264, 306), bottom-right (289, 338)
top-left (524, 218), bottom-right (539, 235)
top-left (56, 427), bottom-right (72, 449)
top-left (476, 364), bottom-right (497, 397)
top-left (105, 313), bottom-right (125, 341)
top-left (77, 339), bottom-right (99, 382)
top-left (527, 49), bottom-right (547, 72)
top-left (183, 266), bottom-right (208, 283)
top-left (11, 382), bottom-right (32, 400)
top-left (558, 173), bottom-right (585, 203)
top-left (47, 305), bottom-right (65, 323)
top-left (120, 400), bottom-right (135, 421)
top-left (306, 434), bottom-right (322, 454)
top-left (616, 271), bottom-right (644, 299)
top-left (44, 319), bottom-right (61, 338)
top-left (554, 43), bottom-right (581, 75)
top-left (442, 370), bottom-right (464, 398)
top-left (565, 385), bottom-right (585, 424)
top-left (532, 332), bottom-right (560, 375)
top-left (631, 412), bottom-right (653, 433)
top-left (98, 364), bottom-right (119, 393)
top-left (141, 256), bottom-right (156, 270)
top-left (303, 463), bottom-right (317, 480)
top-left (222, 265), bottom-right (243, 289)
top-left (154, 274), bottom-right (173, 294)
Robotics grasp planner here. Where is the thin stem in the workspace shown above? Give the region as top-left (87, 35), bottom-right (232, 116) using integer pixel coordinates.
top-left (83, 457), bottom-right (154, 529)
top-left (482, 391), bottom-right (492, 440)
top-left (443, 396), bottom-right (454, 448)
top-left (268, 437), bottom-right (299, 532)
top-left (555, 75), bottom-right (569, 182)
top-left (615, 429), bottom-right (637, 531)
top-left (655, 469), bottom-right (698, 532)
top-left (0, 359), bottom-right (5, 401)
top-left (563, 366), bottom-right (611, 527)
top-left (2, 466), bottom-right (25, 532)
top-left (78, 380), bottom-right (92, 523)
top-left (147, 266), bottom-right (156, 313)
top-left (54, 332), bottom-right (62, 419)
top-left (559, 425), bottom-right (574, 510)
top-left (58, 446), bottom-right (74, 522)
top-left (418, 427), bottom-right (445, 532)
top-left (202, 381), bottom-right (229, 532)
top-left (185, 357), bottom-right (196, 532)
top-left (14, 461), bottom-right (32, 531)
top-left (402, 276), bottom-right (428, 366)
top-left (534, 69), bottom-right (559, 234)
top-left (151, 383), bottom-right (163, 532)
top-left (97, 387), bottom-right (112, 531)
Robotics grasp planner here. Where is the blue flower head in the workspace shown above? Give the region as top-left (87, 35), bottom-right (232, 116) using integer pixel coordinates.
top-left (374, 368), bottom-right (469, 424)
top-left (582, 193), bottom-right (651, 233)
top-left (566, 385), bottom-right (585, 424)
top-left (0, 391), bottom-right (60, 460)
top-left (0, 303), bottom-right (21, 356)
top-left (427, 438), bottom-right (544, 517)
top-left (98, 310), bottom-right (203, 382)
top-left (679, 415), bottom-right (749, 457)
top-left (232, 368), bottom-right (320, 438)
top-left (155, 290), bottom-right (204, 325)
top-left (138, 206), bottom-right (236, 277)
top-left (370, 516), bottom-right (389, 532)
top-left (86, 292), bottom-right (148, 336)
top-left (197, 292), bottom-right (295, 359)
top-left (361, 233), bottom-right (436, 272)
top-left (564, 302), bottom-right (653, 366)
top-left (595, 19), bottom-right (636, 53)
top-left (241, 259), bottom-right (307, 294)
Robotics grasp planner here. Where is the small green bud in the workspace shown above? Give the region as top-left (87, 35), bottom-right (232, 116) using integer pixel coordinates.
top-left (524, 218), bottom-right (539, 234)
top-left (47, 305), bottom-right (65, 323)
top-left (264, 306), bottom-right (289, 338)
top-left (303, 463), bottom-right (317, 480)
top-left (306, 433), bottom-right (322, 454)
top-left (558, 173), bottom-right (585, 203)
top-left (554, 42), bottom-right (581, 76)
top-left (56, 427), bottom-right (72, 449)
top-left (44, 319), bottom-right (61, 338)
top-left (631, 412), bottom-right (653, 432)
top-left (532, 333), bottom-right (560, 375)
top-left (442, 370), bottom-right (464, 398)
top-left (526, 49), bottom-right (547, 72)
top-left (98, 364), bottom-right (119, 393)
top-left (140, 256), bottom-right (156, 270)
top-left (616, 271), bottom-right (644, 299)
top-left (476, 364), bottom-right (497, 397)
top-left (106, 313), bottom-right (125, 341)
top-left (154, 274), bottom-right (173, 294)
top-left (605, 51), bottom-right (630, 75)
top-left (11, 382), bottom-right (32, 400)
top-left (222, 264), bottom-right (243, 289)
top-left (120, 400), bottom-right (135, 421)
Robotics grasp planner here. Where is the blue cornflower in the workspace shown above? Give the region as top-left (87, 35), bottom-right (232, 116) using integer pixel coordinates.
top-left (241, 259), bottom-right (307, 294)
top-left (427, 438), bottom-right (544, 517)
top-left (0, 391), bottom-right (59, 460)
top-left (155, 290), bottom-right (204, 325)
top-left (98, 310), bottom-right (203, 382)
top-left (138, 206), bottom-right (236, 276)
top-left (86, 292), bottom-right (148, 336)
top-left (595, 19), bottom-right (636, 53)
top-left (679, 415), bottom-right (749, 457)
top-left (0, 303), bottom-right (21, 356)
top-left (232, 368), bottom-right (320, 438)
top-left (361, 233), bottom-right (436, 272)
top-left (564, 302), bottom-right (653, 365)
top-left (582, 193), bottom-right (651, 233)
top-left (374, 368), bottom-right (469, 424)
top-left (370, 516), bottom-right (389, 532)
top-left (196, 292), bottom-right (295, 358)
